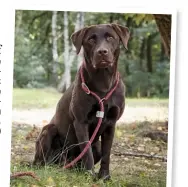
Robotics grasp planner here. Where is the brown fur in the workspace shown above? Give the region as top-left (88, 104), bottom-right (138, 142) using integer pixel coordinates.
top-left (33, 23), bottom-right (130, 180)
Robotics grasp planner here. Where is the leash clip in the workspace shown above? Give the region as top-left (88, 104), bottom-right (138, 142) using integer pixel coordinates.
top-left (81, 82), bottom-right (90, 94)
top-left (96, 111), bottom-right (104, 118)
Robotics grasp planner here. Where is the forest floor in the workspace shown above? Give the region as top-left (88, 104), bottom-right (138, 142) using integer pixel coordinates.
top-left (10, 88), bottom-right (169, 187)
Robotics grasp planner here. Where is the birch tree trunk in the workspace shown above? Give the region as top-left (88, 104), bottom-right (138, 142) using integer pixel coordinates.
top-left (58, 11), bottom-right (71, 92)
top-left (58, 12), bottom-right (85, 92)
top-left (77, 12), bottom-right (85, 70)
top-left (15, 10), bottom-right (23, 36)
top-left (64, 11), bottom-right (71, 89)
top-left (51, 11), bottom-right (58, 85)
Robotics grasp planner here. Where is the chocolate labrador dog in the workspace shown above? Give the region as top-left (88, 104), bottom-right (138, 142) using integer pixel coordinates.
top-left (33, 23), bottom-right (130, 180)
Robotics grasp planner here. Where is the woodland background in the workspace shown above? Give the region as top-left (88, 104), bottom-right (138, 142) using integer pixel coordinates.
top-left (14, 11), bottom-right (170, 98)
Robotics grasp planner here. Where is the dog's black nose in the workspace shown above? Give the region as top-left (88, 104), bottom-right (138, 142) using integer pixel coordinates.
top-left (97, 48), bottom-right (108, 56)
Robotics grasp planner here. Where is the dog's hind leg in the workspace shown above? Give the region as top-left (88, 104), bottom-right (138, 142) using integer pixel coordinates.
top-left (33, 124), bottom-right (58, 165)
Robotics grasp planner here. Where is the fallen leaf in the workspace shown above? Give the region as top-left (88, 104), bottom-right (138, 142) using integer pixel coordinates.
top-left (153, 146), bottom-right (160, 152)
top-left (157, 126), bottom-right (163, 131)
top-left (121, 142), bottom-right (125, 146)
top-left (131, 123), bottom-right (137, 130)
top-left (137, 145), bottom-right (145, 152)
top-left (91, 184), bottom-right (99, 187)
top-left (123, 157), bottom-right (129, 161)
top-left (154, 163), bottom-right (161, 167)
top-left (23, 145), bottom-right (29, 150)
top-left (25, 125), bottom-right (40, 140)
top-left (46, 176), bottom-right (55, 186)
top-left (115, 129), bottom-right (123, 138)
top-left (143, 137), bottom-right (151, 142)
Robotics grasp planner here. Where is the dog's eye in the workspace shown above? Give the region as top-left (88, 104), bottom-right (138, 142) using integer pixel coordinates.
top-left (107, 36), bottom-right (114, 41)
top-left (88, 35), bottom-right (96, 44)
top-left (88, 38), bottom-right (95, 43)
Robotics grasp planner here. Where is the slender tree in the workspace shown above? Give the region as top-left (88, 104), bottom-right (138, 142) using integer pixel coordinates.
top-left (58, 12), bottom-right (85, 92)
top-left (76, 12), bottom-right (85, 70)
top-left (51, 11), bottom-right (58, 85)
top-left (58, 11), bottom-right (71, 92)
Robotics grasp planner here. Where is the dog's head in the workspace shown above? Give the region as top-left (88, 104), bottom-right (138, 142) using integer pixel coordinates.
top-left (71, 24), bottom-right (130, 69)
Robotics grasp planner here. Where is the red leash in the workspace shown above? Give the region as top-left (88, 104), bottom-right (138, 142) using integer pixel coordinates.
top-left (63, 65), bottom-right (120, 169)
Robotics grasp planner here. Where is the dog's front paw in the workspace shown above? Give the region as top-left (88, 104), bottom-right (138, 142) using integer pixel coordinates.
top-left (98, 169), bottom-right (111, 181)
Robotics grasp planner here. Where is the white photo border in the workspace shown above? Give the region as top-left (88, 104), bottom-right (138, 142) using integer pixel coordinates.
top-left (0, 2), bottom-right (177, 187)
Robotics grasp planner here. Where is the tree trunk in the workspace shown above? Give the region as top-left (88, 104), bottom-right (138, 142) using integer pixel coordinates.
top-left (146, 33), bottom-right (158, 73)
top-left (126, 17), bottom-right (133, 28)
top-left (109, 14), bottom-right (114, 23)
top-left (15, 10), bottom-right (23, 35)
top-left (76, 12), bottom-right (85, 70)
top-left (153, 14), bottom-right (171, 128)
top-left (153, 14), bottom-right (171, 58)
top-left (58, 12), bottom-right (83, 92)
top-left (160, 42), bottom-right (165, 62)
top-left (139, 37), bottom-right (146, 70)
top-left (146, 35), bottom-right (153, 73)
top-left (51, 11), bottom-right (58, 86)
top-left (58, 11), bottom-right (71, 92)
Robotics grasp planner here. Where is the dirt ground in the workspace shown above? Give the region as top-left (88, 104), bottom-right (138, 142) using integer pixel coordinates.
top-left (12, 105), bottom-right (168, 127)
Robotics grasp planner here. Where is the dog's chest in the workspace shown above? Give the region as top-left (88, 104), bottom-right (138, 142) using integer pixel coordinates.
top-left (87, 102), bottom-right (119, 135)
top-left (87, 103), bottom-right (108, 121)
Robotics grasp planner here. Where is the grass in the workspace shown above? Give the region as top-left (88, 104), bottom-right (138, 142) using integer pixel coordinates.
top-left (12, 88), bottom-right (169, 109)
top-left (11, 121), bottom-right (167, 187)
top-left (10, 164), bottom-right (166, 187)
top-left (13, 88), bottom-right (61, 109)
top-left (11, 88), bottom-right (168, 186)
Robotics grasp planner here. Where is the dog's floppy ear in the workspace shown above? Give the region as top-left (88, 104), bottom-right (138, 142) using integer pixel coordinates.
top-left (71, 27), bottom-right (88, 54)
top-left (111, 24), bottom-right (130, 50)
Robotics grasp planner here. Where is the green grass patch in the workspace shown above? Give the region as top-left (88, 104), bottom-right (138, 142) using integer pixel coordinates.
top-left (10, 164), bottom-right (166, 187)
top-left (125, 98), bottom-right (168, 107)
top-left (13, 88), bottom-right (61, 109)
top-left (11, 121), bottom-right (167, 187)
top-left (12, 88), bottom-right (169, 109)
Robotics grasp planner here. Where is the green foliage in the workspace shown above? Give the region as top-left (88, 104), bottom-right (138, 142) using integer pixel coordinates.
top-left (14, 10), bottom-right (170, 98)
